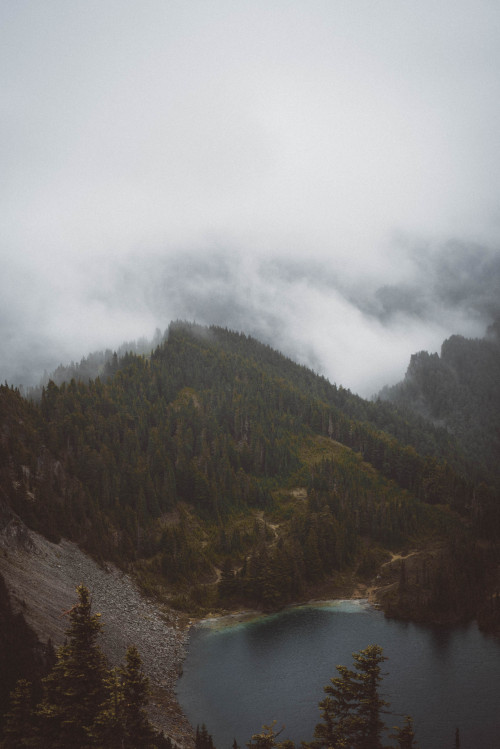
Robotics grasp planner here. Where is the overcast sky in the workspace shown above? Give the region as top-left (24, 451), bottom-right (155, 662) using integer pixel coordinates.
top-left (2, 1), bottom-right (500, 396)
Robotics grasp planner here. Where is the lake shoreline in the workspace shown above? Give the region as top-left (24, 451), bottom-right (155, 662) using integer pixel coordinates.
top-left (184, 573), bottom-right (379, 630)
top-left (173, 565), bottom-right (483, 744)
top-left (175, 589), bottom-right (500, 749)
top-left (173, 585), bottom-right (375, 740)
top-left (191, 595), bottom-right (374, 629)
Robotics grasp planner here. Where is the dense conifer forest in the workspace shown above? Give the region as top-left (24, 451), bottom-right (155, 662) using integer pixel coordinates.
top-left (1, 321), bottom-right (500, 745)
top-left (379, 320), bottom-right (500, 488)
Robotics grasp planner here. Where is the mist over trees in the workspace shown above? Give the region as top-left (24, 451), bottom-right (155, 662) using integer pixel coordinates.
top-left (2, 321), bottom-right (500, 744)
top-left (4, 2), bottom-right (500, 744)
top-left (379, 320), bottom-right (500, 488)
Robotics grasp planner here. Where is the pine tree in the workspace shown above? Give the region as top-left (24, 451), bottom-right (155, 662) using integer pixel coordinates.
top-left (89, 667), bottom-right (125, 749)
top-left (1, 679), bottom-right (34, 748)
top-left (309, 645), bottom-right (390, 749)
top-left (352, 645), bottom-right (389, 749)
top-left (90, 646), bottom-right (157, 748)
top-left (311, 663), bottom-right (359, 749)
top-left (35, 584), bottom-right (108, 748)
top-left (246, 722), bottom-right (295, 749)
top-left (120, 645), bottom-right (155, 748)
top-left (391, 716), bottom-right (418, 748)
top-left (2, 586), bottom-right (160, 749)
top-left (195, 723), bottom-right (215, 749)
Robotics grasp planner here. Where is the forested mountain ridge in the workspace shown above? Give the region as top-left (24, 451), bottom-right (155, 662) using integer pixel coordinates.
top-left (2, 321), bottom-right (500, 734)
top-left (3, 322), bottom-right (499, 567)
top-left (33, 322), bottom-right (472, 479)
top-left (1, 322), bottom-right (480, 547)
top-left (378, 320), bottom-right (500, 488)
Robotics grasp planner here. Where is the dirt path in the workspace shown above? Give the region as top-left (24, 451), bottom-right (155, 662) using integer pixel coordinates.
top-left (381, 550), bottom-right (418, 567)
top-left (352, 551), bottom-right (419, 603)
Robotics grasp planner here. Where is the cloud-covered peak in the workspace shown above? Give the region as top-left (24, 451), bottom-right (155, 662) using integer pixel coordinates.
top-left (2, 2), bottom-right (500, 395)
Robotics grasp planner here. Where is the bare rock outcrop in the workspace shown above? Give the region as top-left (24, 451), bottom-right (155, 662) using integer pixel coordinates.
top-left (0, 505), bottom-right (194, 746)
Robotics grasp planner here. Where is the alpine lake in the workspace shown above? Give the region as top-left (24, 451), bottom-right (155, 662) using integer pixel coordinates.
top-left (177, 600), bottom-right (500, 749)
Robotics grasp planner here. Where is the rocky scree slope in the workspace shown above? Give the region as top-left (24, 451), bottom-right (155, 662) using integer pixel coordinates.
top-left (0, 499), bottom-right (193, 746)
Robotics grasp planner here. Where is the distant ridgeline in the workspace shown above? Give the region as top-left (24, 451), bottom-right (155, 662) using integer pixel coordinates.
top-left (378, 319), bottom-right (500, 489)
top-left (26, 328), bottom-right (166, 399)
top-left (1, 322), bottom-right (500, 651)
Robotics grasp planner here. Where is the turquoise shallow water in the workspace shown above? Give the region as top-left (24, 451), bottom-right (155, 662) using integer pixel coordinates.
top-left (177, 600), bottom-right (500, 749)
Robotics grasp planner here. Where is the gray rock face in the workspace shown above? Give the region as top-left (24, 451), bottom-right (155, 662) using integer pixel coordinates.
top-left (0, 514), bottom-right (194, 746)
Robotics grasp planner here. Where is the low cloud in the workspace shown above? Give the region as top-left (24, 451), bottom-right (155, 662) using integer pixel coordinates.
top-left (2, 2), bottom-right (500, 395)
top-left (2, 240), bottom-right (497, 397)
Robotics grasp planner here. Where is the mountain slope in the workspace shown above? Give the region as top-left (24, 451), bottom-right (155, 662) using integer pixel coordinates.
top-left (0, 502), bottom-right (192, 743)
top-left (3, 320), bottom-right (500, 736)
top-left (2, 320), bottom-right (500, 745)
top-left (379, 323), bottom-right (500, 487)
top-left (2, 323), bottom-right (496, 597)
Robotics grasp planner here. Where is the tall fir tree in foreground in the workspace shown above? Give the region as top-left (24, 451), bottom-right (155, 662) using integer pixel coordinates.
top-left (244, 646), bottom-right (418, 749)
top-left (306, 645), bottom-right (417, 749)
top-left (36, 584), bottom-right (108, 748)
top-left (120, 645), bottom-right (156, 748)
top-left (1, 585), bottom-right (163, 749)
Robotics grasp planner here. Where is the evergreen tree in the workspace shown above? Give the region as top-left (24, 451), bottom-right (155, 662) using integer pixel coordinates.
top-left (120, 645), bottom-right (155, 748)
top-left (310, 662), bottom-right (359, 749)
top-left (35, 584), bottom-right (108, 748)
top-left (2, 586), bottom-right (161, 749)
top-left (195, 723), bottom-right (215, 749)
top-left (1, 679), bottom-right (33, 749)
top-left (89, 668), bottom-right (125, 749)
top-left (352, 645), bottom-right (389, 749)
top-left (218, 558), bottom-right (237, 600)
top-left (309, 645), bottom-right (389, 749)
top-left (247, 722), bottom-right (294, 749)
top-left (391, 716), bottom-right (418, 748)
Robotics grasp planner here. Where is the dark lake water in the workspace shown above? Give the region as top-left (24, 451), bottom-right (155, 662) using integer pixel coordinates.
top-left (176, 600), bottom-right (500, 749)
